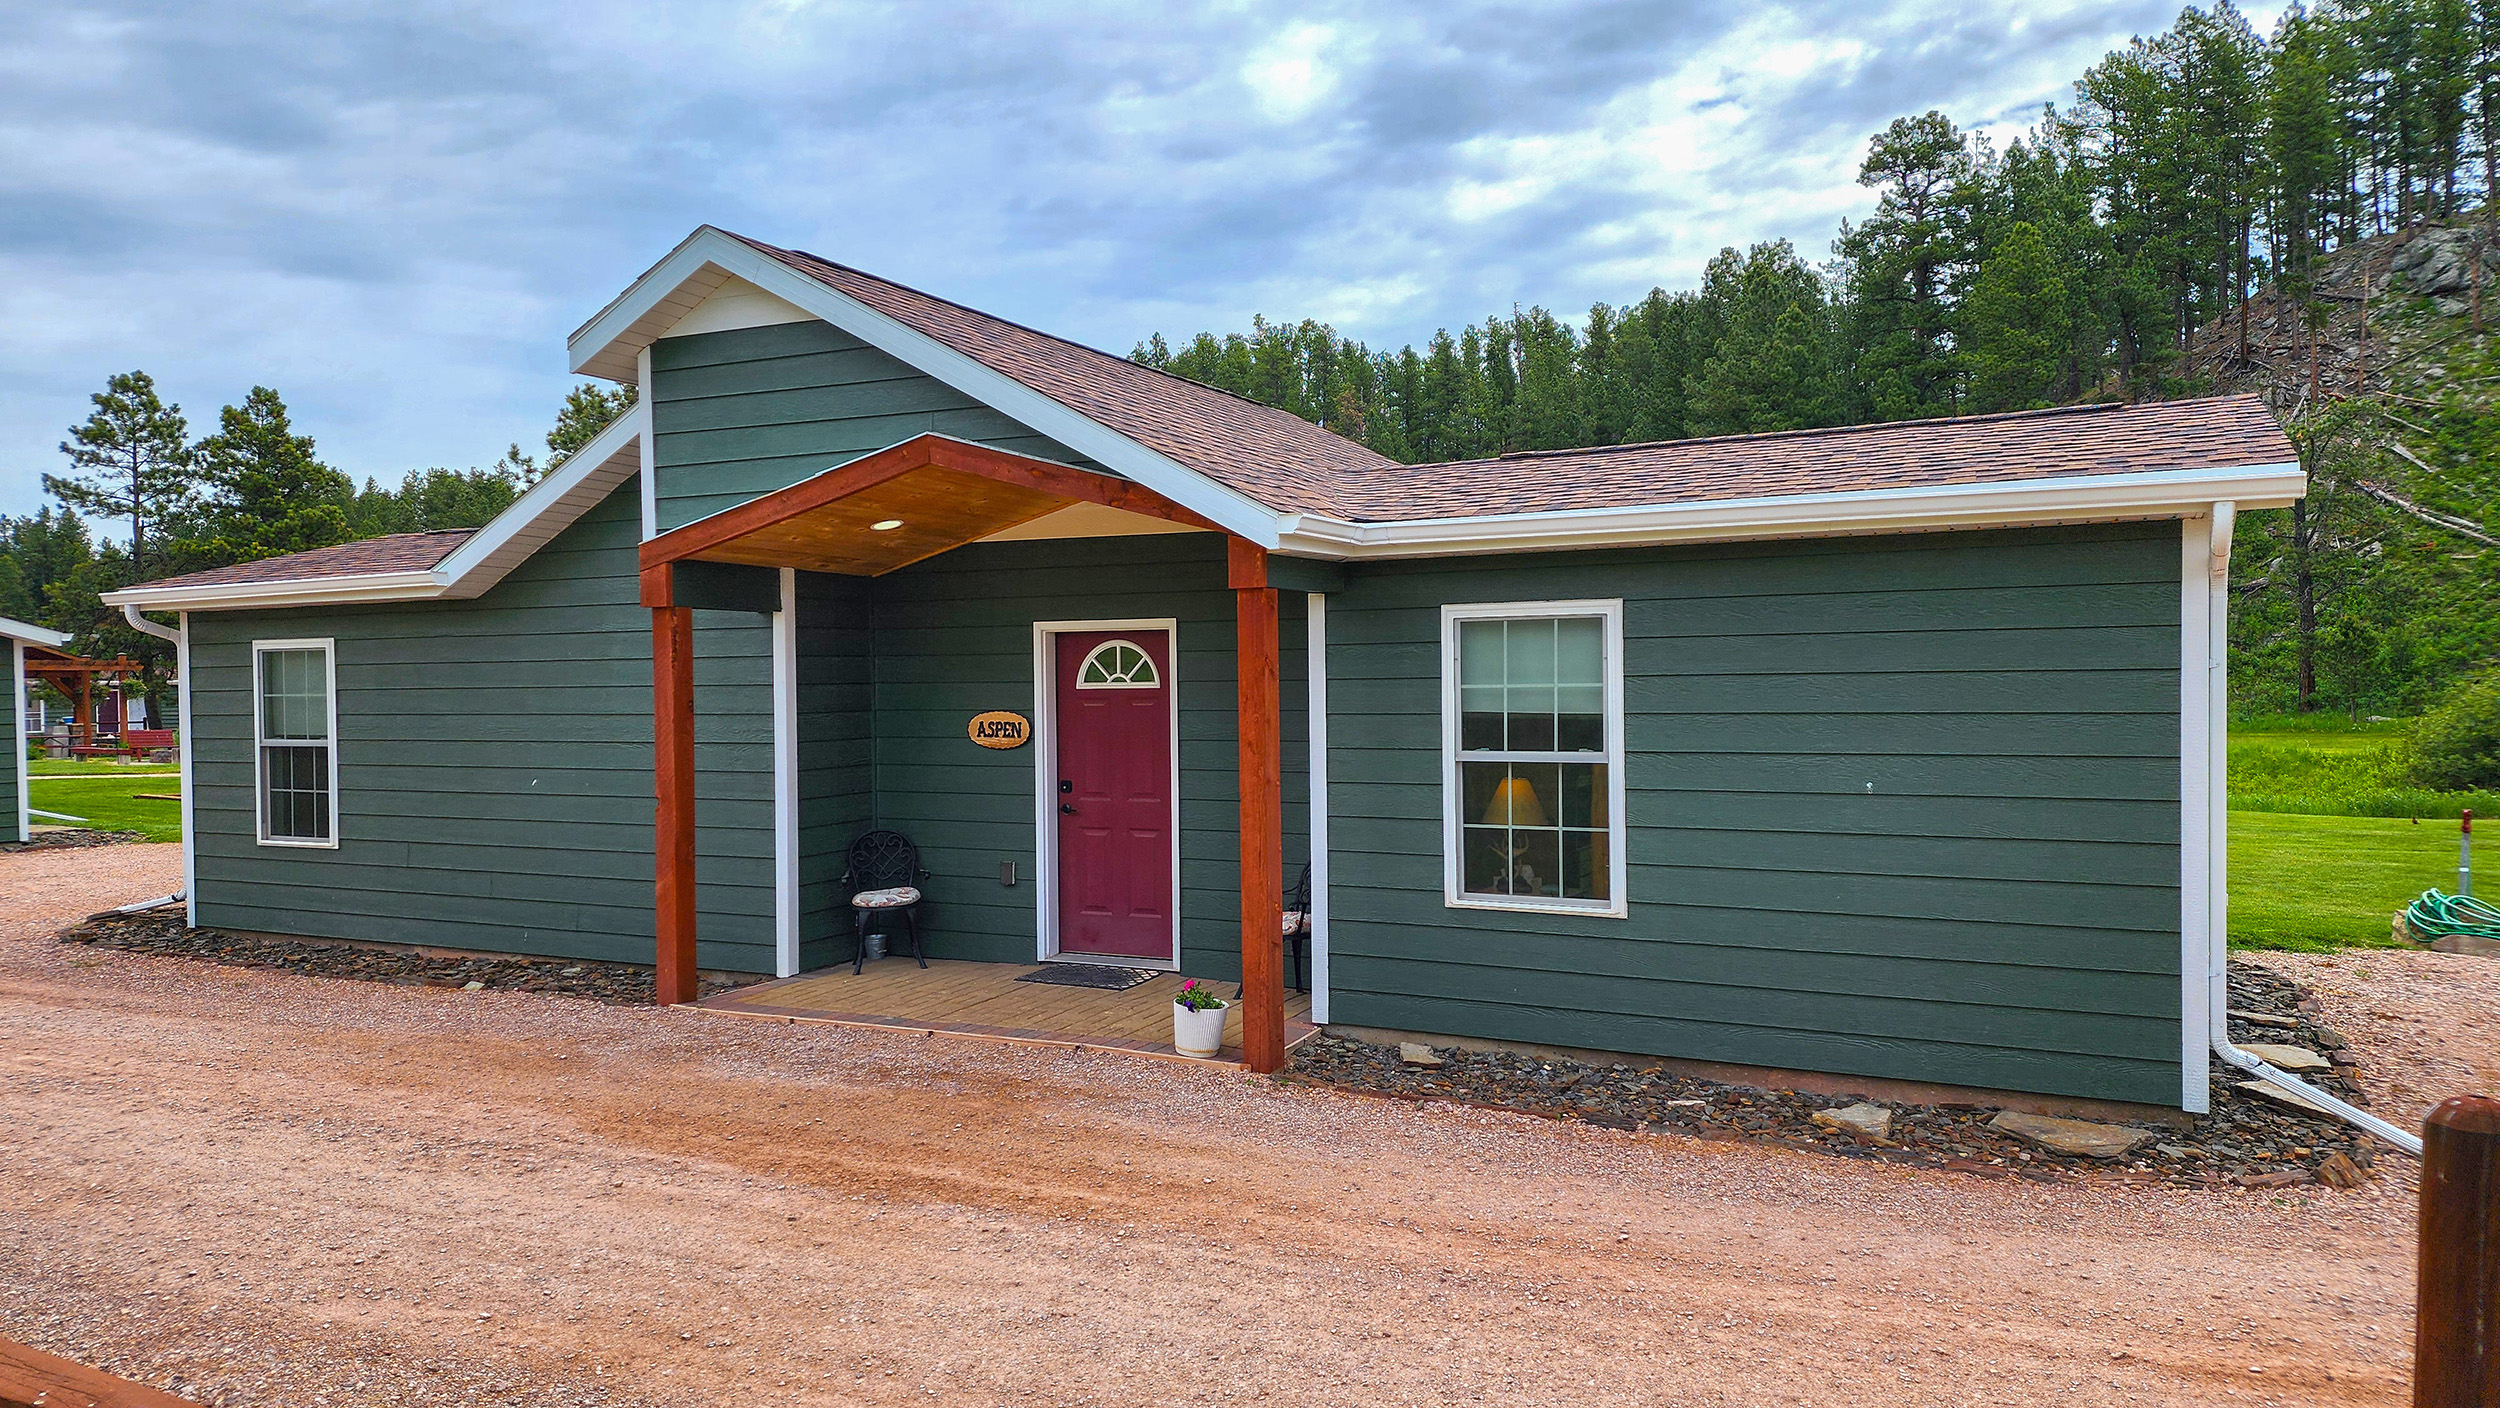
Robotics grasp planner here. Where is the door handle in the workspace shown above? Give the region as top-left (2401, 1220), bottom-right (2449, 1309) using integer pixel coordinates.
top-left (1059, 803), bottom-right (1078, 815)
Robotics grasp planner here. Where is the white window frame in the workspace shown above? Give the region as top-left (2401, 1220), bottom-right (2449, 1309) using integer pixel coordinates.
top-left (252, 637), bottom-right (340, 849)
top-left (1440, 599), bottom-right (1627, 918)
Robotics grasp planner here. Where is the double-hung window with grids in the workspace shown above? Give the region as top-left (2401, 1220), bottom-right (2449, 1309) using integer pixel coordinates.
top-left (254, 640), bottom-right (337, 847)
top-left (1442, 601), bottom-right (1626, 916)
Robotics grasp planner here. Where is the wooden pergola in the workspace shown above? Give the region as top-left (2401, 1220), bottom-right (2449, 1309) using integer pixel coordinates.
top-left (22, 645), bottom-right (143, 748)
top-left (635, 435), bottom-right (1291, 1072)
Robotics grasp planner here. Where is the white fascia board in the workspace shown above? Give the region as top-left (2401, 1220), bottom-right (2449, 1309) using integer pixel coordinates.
top-left (1275, 461), bottom-right (2307, 559)
top-left (568, 228), bottom-right (1286, 546)
top-left (0, 615), bottom-right (68, 647)
top-left (103, 571), bottom-right (447, 612)
top-left (103, 411), bottom-right (647, 613)
top-left (433, 403), bottom-right (646, 596)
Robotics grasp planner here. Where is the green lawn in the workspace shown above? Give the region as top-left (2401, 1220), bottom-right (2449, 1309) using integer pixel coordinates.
top-left (26, 774), bottom-right (183, 843)
top-left (28, 757), bottom-right (182, 777)
top-left (2229, 810), bottom-right (2468, 952)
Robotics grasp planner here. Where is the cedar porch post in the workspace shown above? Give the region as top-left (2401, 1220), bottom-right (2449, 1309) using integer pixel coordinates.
top-left (1229, 538), bottom-right (1286, 1073)
top-left (643, 563), bottom-right (699, 1005)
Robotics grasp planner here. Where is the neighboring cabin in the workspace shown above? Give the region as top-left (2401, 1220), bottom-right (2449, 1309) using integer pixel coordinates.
top-left (5, 615), bottom-right (71, 844)
top-left (105, 226), bottom-right (2302, 1111)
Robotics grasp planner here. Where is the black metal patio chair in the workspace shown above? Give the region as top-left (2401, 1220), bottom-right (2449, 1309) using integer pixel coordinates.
top-left (842, 829), bottom-right (929, 974)
top-left (1283, 861), bottom-right (1312, 994)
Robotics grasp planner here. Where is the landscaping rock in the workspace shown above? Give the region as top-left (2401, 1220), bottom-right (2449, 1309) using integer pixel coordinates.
top-left (2227, 1009), bottom-right (2297, 1029)
top-left (2314, 1151), bottom-right (2369, 1189)
top-left (2238, 1043), bottom-right (2331, 1072)
top-left (2431, 933), bottom-right (2500, 957)
top-left (56, 909), bottom-right (749, 1005)
top-left (1809, 1103), bottom-right (1892, 1140)
top-left (1399, 1043), bottom-right (1443, 1068)
top-left (2236, 1080), bottom-right (2336, 1117)
top-left (1986, 1111), bottom-right (2157, 1159)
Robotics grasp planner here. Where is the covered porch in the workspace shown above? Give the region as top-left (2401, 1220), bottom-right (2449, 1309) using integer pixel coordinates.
top-left (637, 432), bottom-right (1318, 1071)
top-left (696, 959), bottom-right (1317, 1062)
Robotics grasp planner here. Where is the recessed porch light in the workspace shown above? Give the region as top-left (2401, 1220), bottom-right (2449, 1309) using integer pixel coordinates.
top-left (869, 519), bottom-right (904, 531)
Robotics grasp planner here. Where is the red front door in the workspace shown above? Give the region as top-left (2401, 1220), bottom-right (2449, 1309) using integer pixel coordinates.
top-left (1054, 629), bottom-right (1175, 961)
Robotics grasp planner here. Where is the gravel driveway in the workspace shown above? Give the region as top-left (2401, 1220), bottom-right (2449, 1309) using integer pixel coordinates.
top-left (4, 843), bottom-right (2477, 1406)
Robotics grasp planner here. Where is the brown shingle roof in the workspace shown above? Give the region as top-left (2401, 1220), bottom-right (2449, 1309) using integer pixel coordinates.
top-left (131, 531), bottom-right (472, 591)
top-left (729, 234), bottom-right (2288, 523)
top-left (729, 233), bottom-right (1400, 513)
top-left (1325, 395), bottom-right (2296, 521)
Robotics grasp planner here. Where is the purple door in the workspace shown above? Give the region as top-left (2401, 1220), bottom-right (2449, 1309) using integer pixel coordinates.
top-left (1054, 629), bottom-right (1174, 961)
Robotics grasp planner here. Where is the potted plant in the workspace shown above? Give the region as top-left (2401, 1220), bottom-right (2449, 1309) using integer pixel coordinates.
top-left (1170, 978), bottom-right (1229, 1058)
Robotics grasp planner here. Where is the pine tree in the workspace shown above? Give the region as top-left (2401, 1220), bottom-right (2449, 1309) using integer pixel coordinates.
top-left (1837, 112), bottom-right (1978, 419)
top-left (183, 386), bottom-right (353, 568)
top-left (547, 382), bottom-right (638, 469)
top-left (47, 371), bottom-right (191, 580)
top-left (1964, 223), bottom-right (2075, 412)
top-left (1687, 242), bottom-right (1838, 435)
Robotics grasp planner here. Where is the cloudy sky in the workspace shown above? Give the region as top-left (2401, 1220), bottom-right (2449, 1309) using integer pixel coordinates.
top-left (0, 0), bottom-right (2266, 523)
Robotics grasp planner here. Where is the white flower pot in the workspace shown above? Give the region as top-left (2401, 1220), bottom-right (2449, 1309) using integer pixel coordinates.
top-left (1172, 998), bottom-right (1229, 1058)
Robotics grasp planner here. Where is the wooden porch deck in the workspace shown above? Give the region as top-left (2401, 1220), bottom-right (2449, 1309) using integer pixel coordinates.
top-left (693, 959), bottom-right (1317, 1065)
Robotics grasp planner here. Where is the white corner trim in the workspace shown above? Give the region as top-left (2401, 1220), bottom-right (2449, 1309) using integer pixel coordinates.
top-left (636, 345), bottom-right (658, 542)
top-left (1438, 599), bottom-right (1629, 919)
top-left (105, 406), bottom-right (647, 612)
top-left (177, 613), bottom-right (195, 925)
top-left (1307, 592), bottom-right (1330, 1025)
top-left (11, 639), bottom-right (26, 845)
top-left (566, 228), bottom-right (1286, 545)
top-left (773, 567), bottom-right (799, 978)
top-left (1278, 461), bottom-right (2308, 560)
top-left (2178, 514), bottom-right (2215, 1114)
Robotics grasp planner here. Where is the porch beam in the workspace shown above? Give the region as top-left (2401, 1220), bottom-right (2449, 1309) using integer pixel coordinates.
top-left (1229, 538), bottom-right (1287, 1073)
top-left (643, 563), bottom-right (700, 1005)
top-left (638, 433), bottom-right (1223, 571)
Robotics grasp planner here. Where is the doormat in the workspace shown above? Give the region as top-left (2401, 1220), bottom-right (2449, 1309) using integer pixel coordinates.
top-left (1016, 963), bottom-right (1158, 991)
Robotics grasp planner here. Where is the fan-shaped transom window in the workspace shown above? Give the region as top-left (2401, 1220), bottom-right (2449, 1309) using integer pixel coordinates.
top-left (1076, 640), bottom-right (1160, 689)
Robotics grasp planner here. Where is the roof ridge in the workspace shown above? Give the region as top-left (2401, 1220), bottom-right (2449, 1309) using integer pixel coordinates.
top-left (728, 232), bottom-right (1359, 435)
top-left (1416, 396), bottom-right (2255, 472)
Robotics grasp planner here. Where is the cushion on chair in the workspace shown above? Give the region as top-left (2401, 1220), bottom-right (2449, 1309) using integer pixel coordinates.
top-left (1282, 910), bottom-right (1308, 935)
top-left (852, 886), bottom-right (921, 909)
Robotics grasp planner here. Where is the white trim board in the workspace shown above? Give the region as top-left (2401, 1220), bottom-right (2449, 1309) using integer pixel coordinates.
top-left (0, 615), bottom-right (68, 648)
top-left (177, 614), bottom-right (196, 925)
top-left (773, 567), bottom-right (800, 978)
top-left (2178, 514), bottom-right (2216, 1115)
top-left (1030, 618), bottom-right (1184, 971)
top-left (1276, 461), bottom-right (2306, 560)
top-left (11, 639), bottom-right (26, 845)
top-left (1438, 599), bottom-right (1630, 920)
top-left (250, 637), bottom-right (341, 850)
top-left (1306, 592), bottom-right (1330, 1025)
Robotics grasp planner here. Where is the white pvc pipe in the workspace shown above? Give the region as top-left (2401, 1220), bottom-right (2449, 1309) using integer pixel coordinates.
top-left (2199, 502), bottom-right (2423, 1157)
top-left (112, 891), bottom-right (184, 913)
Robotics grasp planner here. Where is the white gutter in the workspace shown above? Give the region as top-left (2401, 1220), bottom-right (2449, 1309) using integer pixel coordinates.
top-left (1278, 461), bottom-right (2308, 560)
top-left (2191, 505), bottom-right (2422, 1156)
top-left (120, 603), bottom-right (193, 923)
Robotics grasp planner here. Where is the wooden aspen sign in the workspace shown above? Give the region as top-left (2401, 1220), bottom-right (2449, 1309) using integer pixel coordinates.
top-left (968, 711), bottom-right (1031, 749)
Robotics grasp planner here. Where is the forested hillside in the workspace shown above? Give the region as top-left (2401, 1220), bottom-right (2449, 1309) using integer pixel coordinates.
top-left (1135, 0), bottom-right (2500, 717)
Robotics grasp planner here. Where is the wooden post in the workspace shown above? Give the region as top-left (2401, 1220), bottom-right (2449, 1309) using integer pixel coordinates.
top-left (644, 564), bottom-right (700, 1006)
top-left (2420, 1094), bottom-right (2500, 1406)
top-left (1229, 538), bottom-right (1285, 1073)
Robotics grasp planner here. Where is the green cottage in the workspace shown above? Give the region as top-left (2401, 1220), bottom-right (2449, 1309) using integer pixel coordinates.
top-left (106, 226), bottom-right (2302, 1113)
top-left (6, 615), bottom-right (71, 843)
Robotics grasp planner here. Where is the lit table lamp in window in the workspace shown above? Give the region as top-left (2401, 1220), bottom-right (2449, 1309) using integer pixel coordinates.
top-left (1482, 775), bottom-right (1548, 894)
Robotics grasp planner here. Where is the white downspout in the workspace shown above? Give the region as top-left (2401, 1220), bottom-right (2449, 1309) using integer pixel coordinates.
top-left (2197, 505), bottom-right (2423, 1156)
top-left (121, 603), bottom-right (193, 924)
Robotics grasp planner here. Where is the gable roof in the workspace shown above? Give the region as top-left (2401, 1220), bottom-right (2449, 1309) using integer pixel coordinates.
top-left (109, 228), bottom-right (2305, 610)
top-left (721, 233), bottom-right (1399, 515)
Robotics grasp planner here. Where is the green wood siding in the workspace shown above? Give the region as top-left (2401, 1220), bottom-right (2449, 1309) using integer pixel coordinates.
top-left (796, 569), bottom-right (873, 972)
top-left (185, 479), bottom-right (780, 973)
top-left (859, 533), bottom-right (1306, 979)
top-left (649, 321), bottom-right (1102, 532)
top-left (3, 656), bottom-right (19, 842)
top-left (1324, 523), bottom-right (2184, 1106)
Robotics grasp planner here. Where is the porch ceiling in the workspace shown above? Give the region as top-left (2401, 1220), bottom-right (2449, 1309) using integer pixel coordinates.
top-left (689, 463), bottom-right (1074, 576)
top-left (641, 432), bottom-right (1224, 579)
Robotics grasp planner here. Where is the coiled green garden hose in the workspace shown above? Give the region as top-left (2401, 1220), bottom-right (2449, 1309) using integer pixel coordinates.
top-left (2401, 890), bottom-right (2500, 943)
